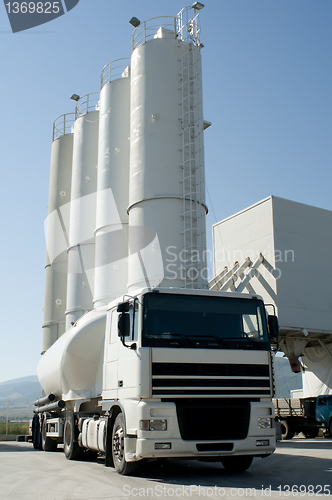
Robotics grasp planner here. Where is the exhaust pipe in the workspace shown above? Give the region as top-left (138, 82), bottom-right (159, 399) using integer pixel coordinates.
top-left (34, 393), bottom-right (56, 407)
top-left (34, 400), bottom-right (66, 413)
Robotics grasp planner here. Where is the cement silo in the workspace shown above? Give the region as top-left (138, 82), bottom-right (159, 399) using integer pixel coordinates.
top-left (42, 113), bottom-right (75, 352)
top-left (93, 60), bottom-right (131, 307)
top-left (128, 8), bottom-right (208, 293)
top-left (66, 94), bottom-right (99, 329)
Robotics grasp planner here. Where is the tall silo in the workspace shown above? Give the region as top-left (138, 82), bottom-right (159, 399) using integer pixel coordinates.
top-left (42, 114), bottom-right (75, 352)
top-left (128, 7), bottom-right (208, 293)
top-left (93, 60), bottom-right (131, 307)
top-left (66, 94), bottom-right (99, 329)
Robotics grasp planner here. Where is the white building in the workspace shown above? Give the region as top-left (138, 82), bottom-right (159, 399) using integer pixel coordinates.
top-left (212, 195), bottom-right (332, 396)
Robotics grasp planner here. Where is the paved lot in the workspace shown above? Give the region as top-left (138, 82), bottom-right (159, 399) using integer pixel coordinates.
top-left (0, 439), bottom-right (331, 500)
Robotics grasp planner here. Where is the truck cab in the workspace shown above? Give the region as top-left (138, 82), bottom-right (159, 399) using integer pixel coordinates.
top-left (101, 287), bottom-right (277, 473)
top-left (316, 396), bottom-right (332, 434)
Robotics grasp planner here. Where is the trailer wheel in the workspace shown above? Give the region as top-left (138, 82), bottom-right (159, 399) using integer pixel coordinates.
top-left (111, 413), bottom-right (140, 476)
top-left (221, 455), bottom-right (253, 472)
top-left (280, 420), bottom-right (295, 440)
top-left (32, 414), bottom-right (42, 450)
top-left (42, 417), bottom-right (57, 451)
top-left (303, 427), bottom-right (319, 439)
top-left (64, 414), bottom-right (84, 460)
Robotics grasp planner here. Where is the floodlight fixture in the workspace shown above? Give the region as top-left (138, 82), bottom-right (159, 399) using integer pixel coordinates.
top-left (191, 2), bottom-right (205, 10)
top-left (70, 94), bottom-right (80, 102)
top-left (129, 17), bottom-right (141, 28)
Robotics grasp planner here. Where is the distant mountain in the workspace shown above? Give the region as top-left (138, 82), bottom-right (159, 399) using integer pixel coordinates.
top-left (274, 355), bottom-right (302, 398)
top-left (0, 375), bottom-right (39, 386)
top-left (0, 375), bottom-right (42, 403)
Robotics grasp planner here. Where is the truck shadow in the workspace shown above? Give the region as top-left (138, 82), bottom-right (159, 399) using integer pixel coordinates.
top-left (277, 438), bottom-right (331, 449)
top-left (131, 452), bottom-right (332, 491)
top-left (0, 443), bottom-right (37, 453)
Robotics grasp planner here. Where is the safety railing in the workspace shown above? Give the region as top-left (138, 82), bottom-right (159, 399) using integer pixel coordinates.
top-left (101, 58), bottom-right (131, 89)
top-left (53, 113), bottom-right (75, 141)
top-left (132, 16), bottom-right (177, 50)
top-left (75, 92), bottom-right (100, 119)
top-left (132, 7), bottom-right (203, 51)
top-left (177, 6), bottom-right (202, 46)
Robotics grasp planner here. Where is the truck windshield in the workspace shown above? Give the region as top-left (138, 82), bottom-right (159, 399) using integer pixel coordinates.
top-left (142, 293), bottom-right (270, 350)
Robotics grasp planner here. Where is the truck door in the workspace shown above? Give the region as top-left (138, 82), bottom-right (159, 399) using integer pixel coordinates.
top-left (103, 308), bottom-right (119, 399)
top-left (117, 301), bottom-right (139, 398)
top-left (327, 396), bottom-right (332, 425)
top-left (316, 396), bottom-right (329, 423)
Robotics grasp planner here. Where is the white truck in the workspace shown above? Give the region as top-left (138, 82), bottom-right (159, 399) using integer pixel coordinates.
top-left (32, 287), bottom-right (278, 475)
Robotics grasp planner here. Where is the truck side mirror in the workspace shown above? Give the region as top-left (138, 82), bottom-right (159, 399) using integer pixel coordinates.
top-left (268, 315), bottom-right (279, 341)
top-left (117, 301), bottom-right (130, 313)
top-left (118, 313), bottom-right (130, 338)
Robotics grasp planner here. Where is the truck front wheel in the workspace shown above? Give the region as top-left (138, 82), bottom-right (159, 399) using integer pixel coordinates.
top-left (221, 455), bottom-right (253, 472)
top-left (280, 420), bottom-right (295, 440)
top-left (64, 414), bottom-right (84, 460)
top-left (111, 413), bottom-right (140, 476)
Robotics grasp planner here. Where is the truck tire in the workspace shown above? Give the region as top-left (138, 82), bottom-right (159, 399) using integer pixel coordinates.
top-left (329, 420), bottom-right (332, 437)
top-left (280, 420), bottom-right (295, 440)
top-left (221, 455), bottom-right (253, 472)
top-left (111, 413), bottom-right (140, 475)
top-left (32, 414), bottom-right (42, 450)
top-left (42, 417), bottom-right (57, 451)
top-left (64, 414), bottom-right (84, 460)
top-left (303, 427), bottom-right (319, 439)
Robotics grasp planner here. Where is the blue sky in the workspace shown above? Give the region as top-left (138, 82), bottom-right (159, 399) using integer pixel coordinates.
top-left (0, 0), bottom-right (331, 383)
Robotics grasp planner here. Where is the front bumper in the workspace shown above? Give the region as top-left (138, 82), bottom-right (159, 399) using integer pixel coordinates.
top-left (125, 435), bottom-right (275, 462)
top-left (122, 399), bottom-right (276, 462)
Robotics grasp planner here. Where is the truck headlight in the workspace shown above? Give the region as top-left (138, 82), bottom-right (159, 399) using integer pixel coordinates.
top-left (258, 417), bottom-right (272, 429)
top-left (140, 419), bottom-right (167, 431)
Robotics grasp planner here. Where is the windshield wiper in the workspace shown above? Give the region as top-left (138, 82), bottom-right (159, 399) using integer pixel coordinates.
top-left (241, 336), bottom-right (263, 349)
top-left (193, 335), bottom-right (232, 348)
top-left (222, 336), bottom-right (263, 350)
top-left (159, 333), bottom-right (198, 348)
top-left (160, 333), bottom-right (234, 349)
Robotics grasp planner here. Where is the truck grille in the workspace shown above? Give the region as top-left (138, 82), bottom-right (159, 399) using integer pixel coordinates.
top-left (152, 362), bottom-right (271, 397)
top-left (175, 399), bottom-right (250, 441)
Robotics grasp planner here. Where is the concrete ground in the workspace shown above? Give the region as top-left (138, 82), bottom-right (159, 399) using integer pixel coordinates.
top-left (0, 439), bottom-right (331, 500)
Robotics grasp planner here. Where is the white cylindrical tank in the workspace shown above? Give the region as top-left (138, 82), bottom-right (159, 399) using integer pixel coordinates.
top-left (94, 60), bottom-right (131, 307)
top-left (128, 15), bottom-right (208, 293)
top-left (66, 94), bottom-right (99, 329)
top-left (38, 308), bottom-right (107, 401)
top-left (43, 114), bottom-right (75, 352)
